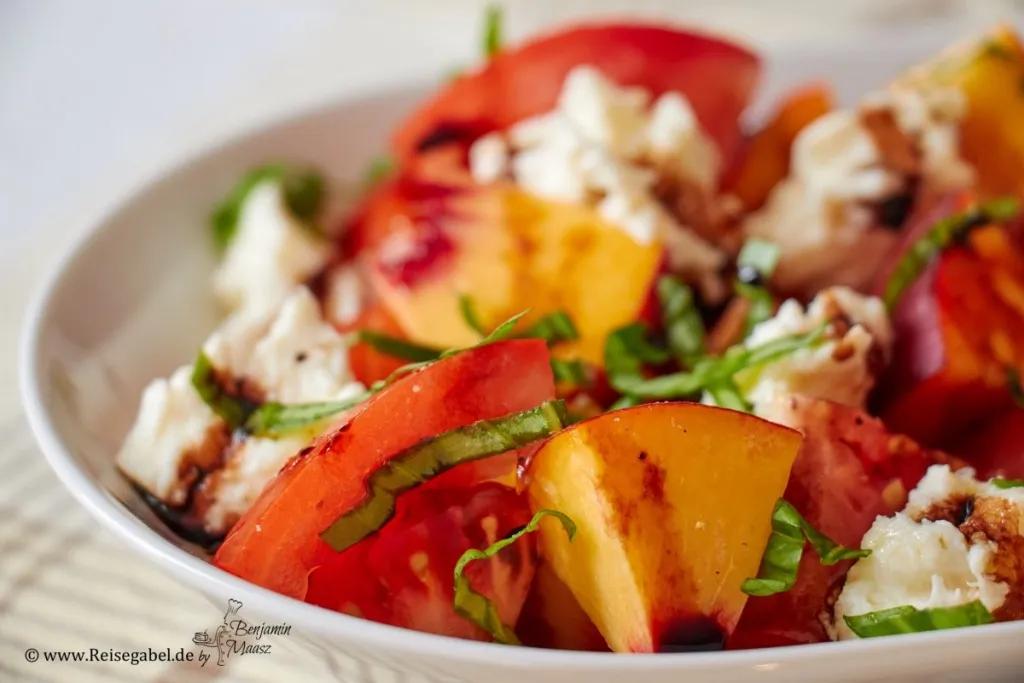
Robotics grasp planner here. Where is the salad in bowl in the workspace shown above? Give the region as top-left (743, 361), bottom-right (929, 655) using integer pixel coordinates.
top-left (112, 15), bottom-right (1024, 654)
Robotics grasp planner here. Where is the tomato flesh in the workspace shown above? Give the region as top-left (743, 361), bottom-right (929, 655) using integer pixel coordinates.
top-left (307, 481), bottom-right (536, 639)
top-left (214, 339), bottom-right (555, 598)
top-left (393, 24), bottom-right (760, 162)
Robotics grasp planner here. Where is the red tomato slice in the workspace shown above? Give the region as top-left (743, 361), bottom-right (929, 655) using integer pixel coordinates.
top-left (729, 397), bottom-right (935, 648)
top-left (955, 407), bottom-right (1024, 479)
top-left (392, 24), bottom-right (760, 162)
top-left (214, 339), bottom-right (555, 598)
top-left (306, 481), bottom-right (536, 640)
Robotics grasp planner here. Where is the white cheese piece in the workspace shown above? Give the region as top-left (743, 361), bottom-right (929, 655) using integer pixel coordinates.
top-left (203, 287), bottom-right (364, 403)
top-left (322, 263), bottom-right (365, 328)
top-left (831, 512), bottom-right (1008, 640)
top-left (728, 287), bottom-right (892, 412)
top-left (471, 64), bottom-right (725, 282)
top-left (743, 85), bottom-right (973, 295)
top-left (468, 132), bottom-right (510, 185)
top-left (120, 287), bottom-right (364, 533)
top-left (213, 180), bottom-right (331, 315)
top-left (832, 464), bottom-right (1021, 640)
top-left (200, 434), bottom-right (309, 534)
top-left (116, 366), bottom-right (225, 506)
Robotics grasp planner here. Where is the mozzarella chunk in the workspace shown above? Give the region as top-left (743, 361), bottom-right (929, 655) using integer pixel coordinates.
top-left (119, 287), bottom-right (364, 534)
top-left (729, 287), bottom-right (892, 412)
top-left (213, 180), bottom-right (330, 314)
top-left (469, 65), bottom-right (725, 282)
top-left (831, 512), bottom-right (1007, 640)
top-left (832, 465), bottom-right (1024, 640)
top-left (204, 288), bottom-right (363, 403)
top-left (200, 435), bottom-right (310, 534)
top-left (116, 366), bottom-right (226, 506)
top-left (743, 85), bottom-right (973, 295)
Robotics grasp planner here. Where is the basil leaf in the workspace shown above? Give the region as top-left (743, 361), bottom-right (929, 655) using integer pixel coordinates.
top-left (453, 508), bottom-right (575, 644)
top-left (356, 330), bottom-right (443, 362)
top-left (884, 197), bottom-right (1020, 311)
top-left (550, 358), bottom-right (588, 385)
top-left (843, 601), bottom-right (993, 638)
top-left (459, 294), bottom-right (488, 336)
top-left (211, 164), bottom-right (325, 251)
top-left (735, 280), bottom-right (775, 337)
top-left (742, 499), bottom-right (870, 597)
top-left (706, 380), bottom-right (750, 412)
top-left (615, 325), bottom-right (826, 401)
top-left (245, 397), bottom-right (366, 438)
top-left (524, 311), bottom-right (579, 346)
top-left (735, 239), bottom-right (780, 336)
top-left (604, 324), bottom-right (671, 395)
top-left (482, 5), bottom-right (503, 58)
top-left (190, 351), bottom-right (258, 429)
top-left (991, 477), bottom-right (1024, 489)
top-left (657, 276), bottom-right (705, 366)
top-left (320, 401), bottom-right (567, 553)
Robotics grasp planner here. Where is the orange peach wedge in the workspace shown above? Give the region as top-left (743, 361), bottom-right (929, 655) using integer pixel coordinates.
top-left (525, 402), bottom-right (802, 653)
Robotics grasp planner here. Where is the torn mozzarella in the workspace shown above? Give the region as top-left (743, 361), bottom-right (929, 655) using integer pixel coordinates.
top-left (832, 465), bottom-right (1023, 640)
top-left (469, 65), bottom-right (725, 283)
top-left (116, 366), bottom-right (226, 506)
top-left (213, 181), bottom-right (330, 314)
top-left (744, 85), bottom-right (973, 295)
top-left (730, 287), bottom-right (892, 412)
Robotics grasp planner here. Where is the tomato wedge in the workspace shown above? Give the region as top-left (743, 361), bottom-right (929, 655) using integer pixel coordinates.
top-left (729, 397), bottom-right (935, 647)
top-left (392, 24), bottom-right (760, 162)
top-left (307, 481), bottom-right (536, 639)
top-left (214, 339), bottom-right (555, 598)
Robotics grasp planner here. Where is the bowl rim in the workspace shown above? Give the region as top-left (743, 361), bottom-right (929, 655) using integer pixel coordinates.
top-left (18, 83), bottom-right (1024, 674)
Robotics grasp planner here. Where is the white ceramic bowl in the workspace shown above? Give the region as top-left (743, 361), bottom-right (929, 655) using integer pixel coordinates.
top-left (20, 45), bottom-right (1024, 682)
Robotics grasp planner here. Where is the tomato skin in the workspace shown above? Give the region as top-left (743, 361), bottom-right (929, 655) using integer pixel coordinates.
top-left (392, 24), bottom-right (760, 162)
top-left (306, 481), bottom-right (536, 640)
top-left (729, 397), bottom-right (934, 648)
top-left (213, 339), bottom-right (555, 598)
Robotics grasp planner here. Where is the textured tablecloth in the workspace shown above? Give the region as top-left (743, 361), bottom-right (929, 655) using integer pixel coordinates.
top-left (4, 1), bottom-right (1023, 681)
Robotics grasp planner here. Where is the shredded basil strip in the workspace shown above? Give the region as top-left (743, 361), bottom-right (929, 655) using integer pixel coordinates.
top-left (211, 164), bottom-right (325, 251)
top-left (742, 499), bottom-right (871, 597)
top-left (735, 239), bottom-right (780, 336)
top-left (611, 324), bottom-right (825, 400)
top-left (843, 601), bottom-right (993, 638)
top-left (454, 509), bottom-right (575, 644)
top-left (190, 351), bottom-right (258, 429)
top-left (603, 323), bottom-right (671, 396)
top-left (356, 330), bottom-right (443, 362)
top-left (458, 294), bottom-right (488, 336)
top-left (991, 477), bottom-right (1024, 489)
top-left (883, 197), bottom-right (1020, 310)
top-left (657, 276), bottom-right (705, 366)
top-left (550, 358), bottom-right (588, 385)
top-left (320, 401), bottom-right (567, 553)
top-left (482, 5), bottom-right (503, 58)
top-left (524, 311), bottom-right (580, 346)
top-left (245, 396), bottom-right (367, 438)
top-left (706, 380), bottom-right (750, 412)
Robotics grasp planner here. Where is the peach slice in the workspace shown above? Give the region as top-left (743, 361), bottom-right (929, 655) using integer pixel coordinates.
top-left (365, 184), bottom-right (663, 365)
top-left (525, 402), bottom-right (802, 652)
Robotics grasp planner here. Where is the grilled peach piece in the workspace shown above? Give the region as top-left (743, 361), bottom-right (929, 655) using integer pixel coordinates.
top-left (900, 25), bottom-right (1024, 198)
top-left (366, 184), bottom-right (663, 364)
top-left (525, 402), bottom-right (802, 652)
